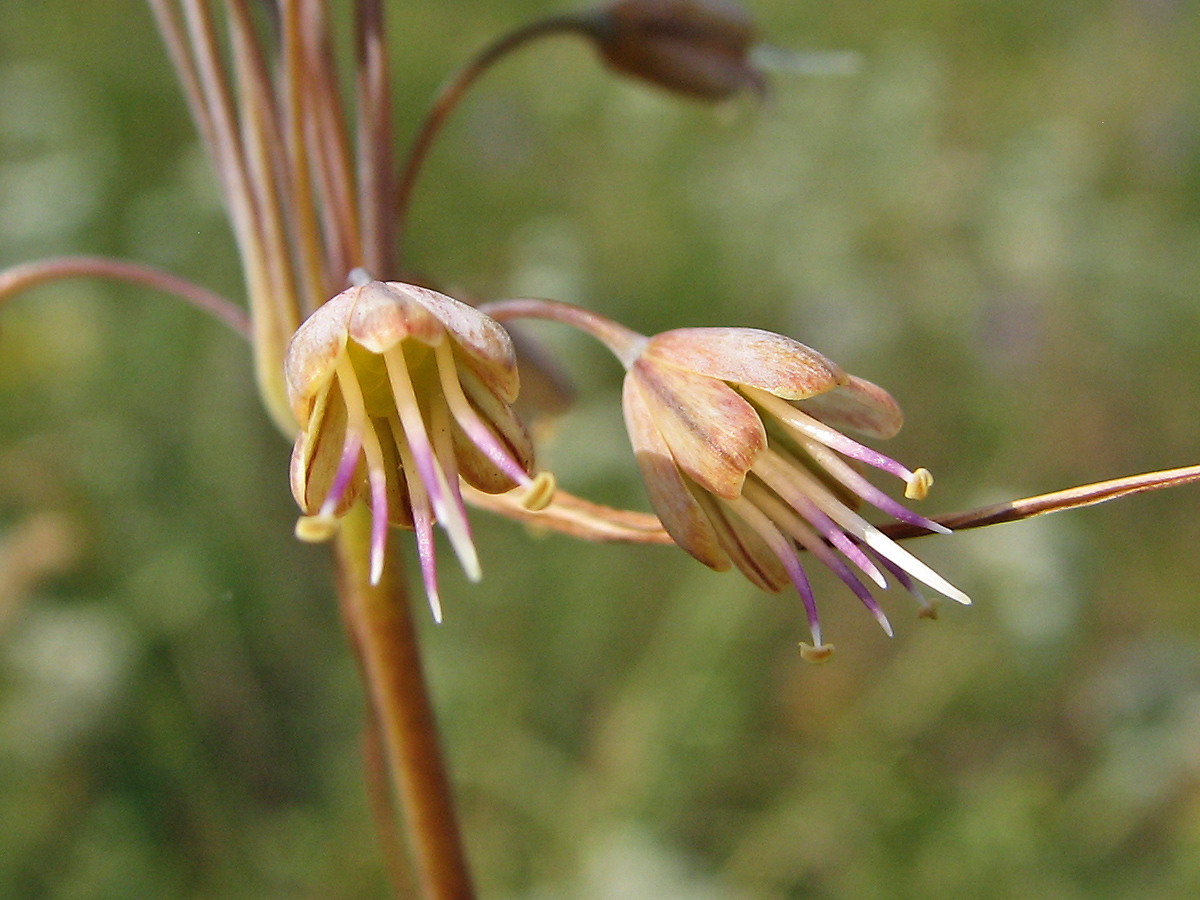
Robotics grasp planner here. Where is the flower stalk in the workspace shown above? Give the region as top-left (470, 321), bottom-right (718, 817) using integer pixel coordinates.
top-left (336, 505), bottom-right (475, 900)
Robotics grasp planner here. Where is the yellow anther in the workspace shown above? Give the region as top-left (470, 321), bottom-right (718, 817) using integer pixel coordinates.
top-left (905, 467), bottom-right (933, 501)
top-left (295, 515), bottom-right (339, 543)
top-left (521, 471), bottom-right (557, 511)
top-left (799, 642), bottom-right (835, 664)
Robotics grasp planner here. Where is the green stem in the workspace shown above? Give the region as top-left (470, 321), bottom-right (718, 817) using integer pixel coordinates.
top-left (335, 505), bottom-right (475, 900)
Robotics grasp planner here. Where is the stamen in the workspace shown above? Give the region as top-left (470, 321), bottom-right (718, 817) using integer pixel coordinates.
top-left (745, 481), bottom-right (893, 637)
top-left (864, 543), bottom-right (937, 619)
top-left (336, 362), bottom-right (391, 588)
top-left (393, 417), bottom-right (443, 623)
top-left (317, 428), bottom-right (363, 519)
top-left (799, 643), bottom-right (835, 663)
top-left (428, 394), bottom-right (467, 512)
top-left (906, 468), bottom-right (933, 501)
top-left (335, 358), bottom-right (390, 585)
top-left (427, 395), bottom-right (485, 584)
top-left (295, 515), bottom-right (339, 542)
top-left (433, 339), bottom-right (534, 488)
top-left (384, 343), bottom-right (481, 581)
top-left (368, 464), bottom-right (388, 586)
top-left (752, 454), bottom-right (889, 589)
top-left (522, 471), bottom-right (557, 511)
top-left (791, 432), bottom-right (951, 535)
top-left (769, 449), bottom-right (972, 606)
top-left (746, 387), bottom-right (920, 484)
top-left (382, 346), bottom-right (450, 517)
top-left (726, 495), bottom-right (824, 649)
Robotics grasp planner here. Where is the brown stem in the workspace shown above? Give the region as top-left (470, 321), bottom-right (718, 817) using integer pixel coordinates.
top-left (0, 256), bottom-right (251, 339)
top-left (393, 15), bottom-right (593, 260)
top-left (298, 0), bottom-right (363, 286)
top-left (362, 709), bottom-right (419, 899)
top-left (880, 463), bottom-right (1200, 541)
top-left (480, 296), bottom-right (647, 366)
top-left (335, 505), bottom-right (475, 900)
top-left (357, 0), bottom-right (395, 279)
top-left (279, 0), bottom-right (330, 314)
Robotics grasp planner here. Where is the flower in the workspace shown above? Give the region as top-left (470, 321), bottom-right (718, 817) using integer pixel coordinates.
top-left (584, 0), bottom-right (765, 100)
top-left (621, 326), bottom-right (969, 660)
top-left (286, 279), bottom-right (554, 619)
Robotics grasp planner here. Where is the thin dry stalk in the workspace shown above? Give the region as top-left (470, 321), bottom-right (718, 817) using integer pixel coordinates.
top-left (881, 464), bottom-right (1200, 541)
top-left (0, 256), bottom-right (250, 337)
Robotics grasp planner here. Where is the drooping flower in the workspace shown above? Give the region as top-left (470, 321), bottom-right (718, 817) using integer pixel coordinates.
top-left (474, 300), bottom-right (970, 659)
top-left (584, 0), bottom-right (765, 100)
top-left (621, 326), bottom-right (969, 658)
top-left (286, 279), bottom-right (554, 620)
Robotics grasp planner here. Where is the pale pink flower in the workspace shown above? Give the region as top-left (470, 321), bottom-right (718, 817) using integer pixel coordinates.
top-left (286, 279), bottom-right (553, 620)
top-left (622, 327), bottom-right (969, 659)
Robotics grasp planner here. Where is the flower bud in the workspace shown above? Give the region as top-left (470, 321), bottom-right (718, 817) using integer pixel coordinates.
top-left (586, 0), bottom-right (765, 100)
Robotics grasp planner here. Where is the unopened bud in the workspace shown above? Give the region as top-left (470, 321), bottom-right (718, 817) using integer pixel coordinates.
top-left (585, 0), bottom-right (764, 100)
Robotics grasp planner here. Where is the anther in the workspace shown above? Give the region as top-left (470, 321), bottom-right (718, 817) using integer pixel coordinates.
top-left (905, 467), bottom-right (934, 501)
top-left (799, 642), bottom-right (835, 664)
top-left (296, 515), bottom-right (339, 542)
top-left (521, 471), bottom-right (557, 511)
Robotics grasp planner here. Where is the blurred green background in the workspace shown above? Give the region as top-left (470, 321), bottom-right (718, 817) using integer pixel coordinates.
top-left (3, 1), bottom-right (1200, 898)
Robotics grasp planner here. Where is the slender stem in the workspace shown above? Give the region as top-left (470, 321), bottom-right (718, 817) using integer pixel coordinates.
top-left (357, 0), bottom-right (395, 279)
top-left (480, 297), bottom-right (647, 366)
top-left (462, 482), bottom-right (672, 543)
top-left (227, 0), bottom-right (304, 333)
top-left (393, 15), bottom-right (593, 260)
top-left (299, 0), bottom-right (363, 284)
top-left (280, 0), bottom-right (330, 314)
top-left (362, 710), bottom-right (419, 899)
top-left (352, 0), bottom-right (396, 280)
top-left (880, 464), bottom-right (1200, 541)
top-left (0, 256), bottom-right (251, 339)
top-left (335, 505), bottom-right (476, 900)
top-left (169, 0), bottom-right (296, 434)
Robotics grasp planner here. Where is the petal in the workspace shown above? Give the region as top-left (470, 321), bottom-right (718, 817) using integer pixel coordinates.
top-left (347, 281), bottom-right (443, 353)
top-left (691, 490), bottom-right (789, 592)
top-left (396, 282), bottom-right (521, 402)
top-left (797, 374), bottom-right (904, 439)
top-left (284, 288), bottom-right (355, 425)
top-left (450, 360), bottom-right (535, 494)
top-left (289, 385), bottom-right (360, 514)
top-left (450, 419), bottom-right (519, 494)
top-left (629, 358), bottom-right (765, 498)
top-left (376, 417), bottom-right (414, 529)
top-left (623, 376), bottom-right (730, 571)
top-left (644, 328), bottom-right (846, 400)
